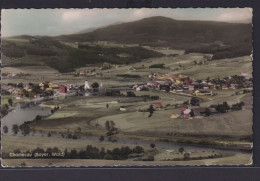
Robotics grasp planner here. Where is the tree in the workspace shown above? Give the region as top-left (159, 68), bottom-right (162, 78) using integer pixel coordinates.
top-left (194, 60), bottom-right (197, 65)
top-left (206, 77), bottom-right (210, 83)
top-left (133, 146), bottom-right (144, 154)
top-left (179, 147), bottom-right (184, 154)
top-left (105, 121), bottom-right (118, 136)
top-left (3, 104), bottom-right (9, 110)
top-left (19, 124), bottom-right (31, 136)
top-left (105, 121), bottom-right (111, 133)
top-left (150, 143), bottom-right (156, 148)
top-left (222, 102), bottom-right (230, 111)
top-left (32, 85), bottom-right (42, 94)
top-left (3, 125), bottom-right (8, 134)
top-left (190, 97), bottom-right (200, 106)
top-left (75, 127), bottom-right (81, 134)
top-left (44, 83), bottom-right (49, 89)
top-left (127, 91), bottom-right (136, 97)
top-left (215, 102), bottom-right (230, 113)
top-left (99, 136), bottom-right (105, 142)
top-left (184, 152), bottom-right (190, 160)
top-left (12, 124), bottom-right (19, 135)
top-left (148, 105), bottom-right (155, 117)
top-left (190, 109), bottom-right (195, 117)
top-left (8, 98), bottom-right (13, 106)
top-left (204, 108), bottom-right (212, 117)
top-left (35, 115), bottom-right (42, 121)
top-left (91, 82), bottom-right (99, 89)
top-left (17, 82), bottom-right (24, 88)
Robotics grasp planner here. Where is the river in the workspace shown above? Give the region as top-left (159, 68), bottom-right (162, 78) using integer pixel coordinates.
top-left (1, 101), bottom-right (249, 154)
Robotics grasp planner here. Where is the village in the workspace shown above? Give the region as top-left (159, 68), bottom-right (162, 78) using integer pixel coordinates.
top-left (1, 67), bottom-right (253, 120)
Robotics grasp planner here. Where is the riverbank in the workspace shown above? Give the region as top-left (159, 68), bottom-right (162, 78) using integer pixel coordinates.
top-left (1, 135), bottom-right (252, 167)
top-left (2, 154), bottom-right (252, 167)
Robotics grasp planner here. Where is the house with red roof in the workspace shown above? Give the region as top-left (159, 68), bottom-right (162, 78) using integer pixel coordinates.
top-left (180, 107), bottom-right (191, 117)
top-left (59, 85), bottom-right (67, 94)
top-left (153, 102), bottom-right (163, 108)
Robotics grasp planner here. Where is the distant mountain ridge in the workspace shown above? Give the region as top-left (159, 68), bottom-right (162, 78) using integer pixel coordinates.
top-left (57, 16), bottom-right (252, 49)
top-left (75, 21), bottom-right (123, 34)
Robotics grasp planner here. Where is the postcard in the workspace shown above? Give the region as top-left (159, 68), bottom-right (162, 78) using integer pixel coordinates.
top-left (1, 8), bottom-right (253, 167)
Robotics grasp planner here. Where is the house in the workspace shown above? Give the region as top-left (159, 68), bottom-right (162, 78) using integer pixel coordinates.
top-left (180, 107), bottom-right (191, 117)
top-left (7, 73), bottom-right (17, 77)
top-left (15, 95), bottom-right (22, 100)
top-left (153, 102), bottom-right (163, 108)
top-left (188, 85), bottom-right (195, 91)
top-left (222, 85), bottom-right (229, 90)
top-left (120, 106), bottom-right (127, 111)
top-left (194, 90), bottom-right (213, 96)
top-left (39, 82), bottom-right (44, 87)
top-left (230, 84), bottom-right (238, 89)
top-left (133, 84), bottom-right (143, 90)
top-left (136, 85), bottom-right (149, 91)
top-left (59, 85), bottom-right (67, 94)
top-left (147, 81), bottom-right (160, 87)
top-left (183, 85), bottom-right (189, 90)
top-left (175, 88), bottom-right (184, 93)
top-left (203, 85), bottom-right (209, 89)
top-left (49, 83), bottom-right (59, 90)
top-left (240, 72), bottom-right (252, 80)
top-left (79, 70), bottom-right (87, 75)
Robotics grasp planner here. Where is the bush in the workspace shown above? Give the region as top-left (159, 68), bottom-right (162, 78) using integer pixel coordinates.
top-left (150, 143), bottom-right (156, 148)
top-left (104, 154), bottom-right (113, 160)
top-left (67, 134), bottom-right (73, 139)
top-left (151, 96), bottom-right (159, 100)
top-left (133, 146), bottom-right (144, 154)
top-left (211, 102), bottom-right (230, 113)
top-left (179, 147), bottom-right (184, 154)
top-left (116, 74), bottom-right (141, 78)
top-left (19, 124), bottom-right (31, 136)
top-left (149, 64), bottom-right (165, 68)
top-left (3, 125), bottom-right (8, 134)
top-left (184, 153), bottom-right (190, 160)
top-left (99, 136), bottom-right (105, 142)
top-left (231, 101), bottom-right (245, 110)
top-left (127, 91), bottom-right (136, 97)
top-left (142, 156), bottom-right (154, 161)
top-left (12, 124), bottom-right (19, 135)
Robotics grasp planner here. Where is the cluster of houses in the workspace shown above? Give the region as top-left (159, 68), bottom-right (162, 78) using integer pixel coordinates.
top-left (77, 70), bottom-right (103, 77)
top-left (2, 81), bottom-right (75, 100)
top-left (132, 72), bottom-right (253, 97)
top-left (179, 106), bottom-right (217, 119)
top-left (2, 72), bottom-right (17, 78)
top-left (2, 79), bottom-right (108, 100)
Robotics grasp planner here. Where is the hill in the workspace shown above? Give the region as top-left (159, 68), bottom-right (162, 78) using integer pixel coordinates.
top-left (76, 21), bottom-right (122, 34)
top-left (1, 37), bottom-right (163, 72)
top-left (57, 16), bottom-right (252, 49)
top-left (2, 16), bottom-right (252, 72)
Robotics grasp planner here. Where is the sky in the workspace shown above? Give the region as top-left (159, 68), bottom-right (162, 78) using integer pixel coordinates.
top-left (1, 8), bottom-right (252, 37)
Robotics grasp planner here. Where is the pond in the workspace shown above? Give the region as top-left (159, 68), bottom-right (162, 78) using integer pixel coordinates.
top-left (1, 103), bottom-right (51, 135)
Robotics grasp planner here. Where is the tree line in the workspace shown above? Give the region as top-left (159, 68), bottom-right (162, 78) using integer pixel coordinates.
top-left (3, 145), bottom-right (145, 160)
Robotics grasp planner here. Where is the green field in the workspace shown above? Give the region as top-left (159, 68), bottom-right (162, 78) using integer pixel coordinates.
top-left (25, 91), bottom-right (252, 145)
